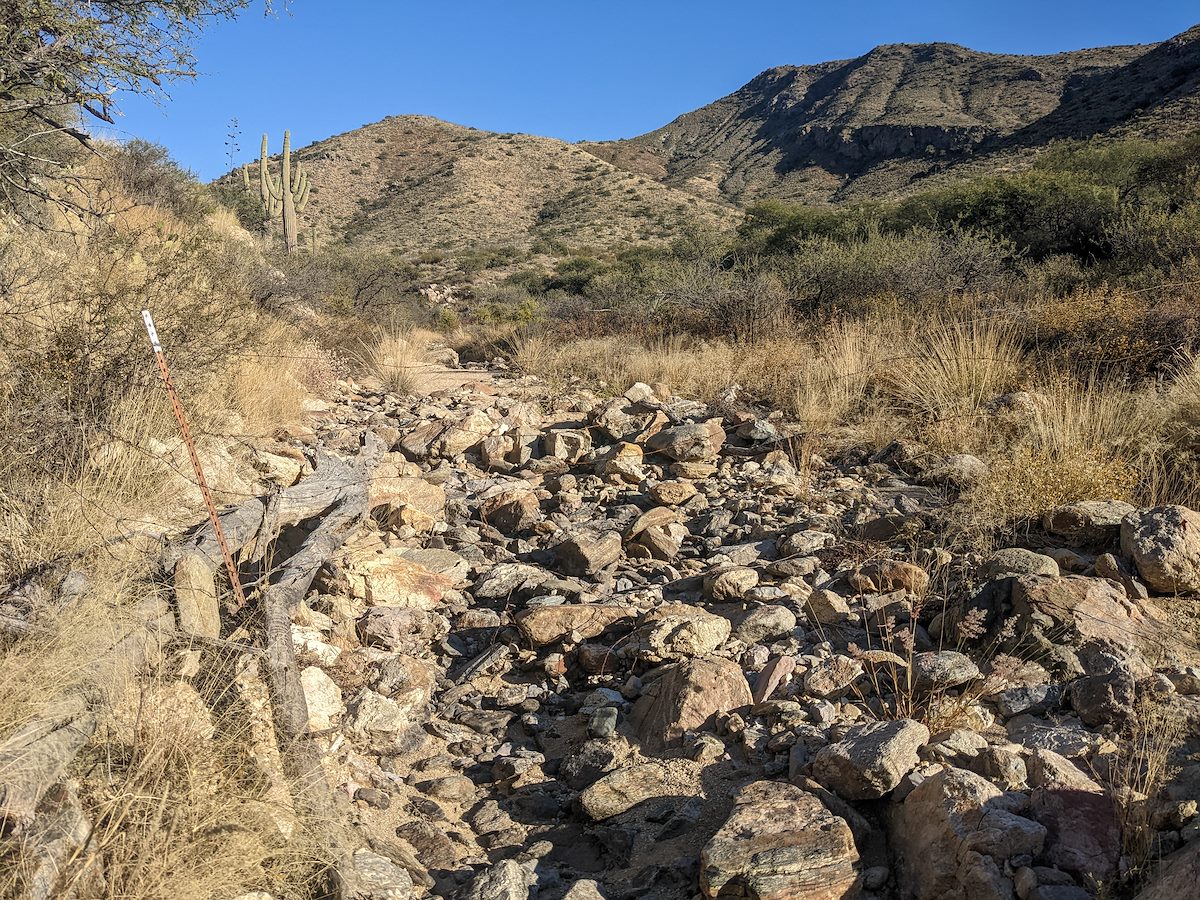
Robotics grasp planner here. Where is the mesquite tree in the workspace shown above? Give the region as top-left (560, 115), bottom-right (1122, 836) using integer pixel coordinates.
top-left (0, 0), bottom-right (254, 221)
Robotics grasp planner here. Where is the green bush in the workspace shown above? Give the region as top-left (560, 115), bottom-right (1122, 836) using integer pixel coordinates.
top-left (107, 139), bottom-right (215, 224)
top-left (889, 170), bottom-right (1120, 260)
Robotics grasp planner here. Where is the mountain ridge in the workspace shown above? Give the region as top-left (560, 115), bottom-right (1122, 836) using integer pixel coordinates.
top-left (223, 23), bottom-right (1200, 254)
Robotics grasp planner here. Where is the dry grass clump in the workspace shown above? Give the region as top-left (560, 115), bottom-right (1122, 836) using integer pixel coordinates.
top-left (967, 378), bottom-right (1167, 525)
top-left (207, 322), bottom-right (340, 439)
top-left (1110, 698), bottom-right (1186, 889)
top-left (357, 321), bottom-right (434, 395)
top-left (881, 319), bottom-right (1026, 451)
top-left (969, 446), bottom-right (1140, 525)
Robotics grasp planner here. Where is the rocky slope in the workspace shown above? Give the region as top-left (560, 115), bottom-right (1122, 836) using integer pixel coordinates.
top-left (124, 350), bottom-right (1200, 899)
top-left (586, 24), bottom-right (1200, 204)
top-left (230, 116), bottom-right (738, 255)
top-left (223, 26), bottom-right (1200, 256)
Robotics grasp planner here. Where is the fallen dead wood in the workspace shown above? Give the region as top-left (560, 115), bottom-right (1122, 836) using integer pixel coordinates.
top-left (0, 436), bottom-right (382, 900)
top-left (257, 442), bottom-right (382, 891)
top-left (0, 596), bottom-right (175, 833)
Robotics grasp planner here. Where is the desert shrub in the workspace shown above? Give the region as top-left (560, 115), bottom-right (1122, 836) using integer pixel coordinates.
top-left (0, 222), bottom-right (257, 469)
top-left (471, 284), bottom-right (543, 327)
top-left (969, 446), bottom-right (1139, 525)
top-left (357, 321), bottom-right (428, 394)
top-left (783, 226), bottom-right (1015, 315)
top-left (545, 255), bottom-right (608, 294)
top-left (1106, 206), bottom-right (1200, 272)
top-left (1022, 289), bottom-right (1200, 379)
top-left (258, 246), bottom-right (422, 314)
top-left (105, 139), bottom-right (215, 224)
top-left (740, 199), bottom-right (880, 252)
top-left (890, 170), bottom-right (1121, 260)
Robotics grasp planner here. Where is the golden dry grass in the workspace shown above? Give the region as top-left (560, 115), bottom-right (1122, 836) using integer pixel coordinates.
top-left (357, 321), bottom-right (434, 395)
top-left (510, 301), bottom-right (1200, 523)
top-left (0, 177), bottom-right (333, 899)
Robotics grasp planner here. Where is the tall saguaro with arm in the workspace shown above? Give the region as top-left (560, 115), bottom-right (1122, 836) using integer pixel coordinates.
top-left (243, 130), bottom-right (311, 253)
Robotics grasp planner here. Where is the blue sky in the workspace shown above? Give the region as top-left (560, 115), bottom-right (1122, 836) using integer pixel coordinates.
top-left (111, 1), bottom-right (1200, 180)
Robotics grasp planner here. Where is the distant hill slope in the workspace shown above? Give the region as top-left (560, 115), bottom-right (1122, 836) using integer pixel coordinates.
top-left (231, 116), bottom-right (738, 255)
top-left (584, 24), bottom-right (1200, 204)
top-left (222, 25), bottom-right (1200, 255)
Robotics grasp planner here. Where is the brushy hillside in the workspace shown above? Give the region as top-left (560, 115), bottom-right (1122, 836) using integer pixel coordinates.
top-left (482, 130), bottom-right (1200, 533)
top-left (215, 115), bottom-right (739, 258)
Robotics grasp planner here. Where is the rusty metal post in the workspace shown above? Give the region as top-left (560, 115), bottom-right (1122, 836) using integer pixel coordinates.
top-left (141, 309), bottom-right (248, 612)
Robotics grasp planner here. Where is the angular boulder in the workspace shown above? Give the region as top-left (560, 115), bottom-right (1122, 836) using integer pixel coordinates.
top-left (556, 531), bottom-right (622, 576)
top-left (579, 761), bottom-right (674, 820)
top-left (646, 421), bottom-right (726, 462)
top-left (812, 719), bottom-right (929, 800)
top-left (701, 781), bottom-right (862, 900)
top-left (890, 767), bottom-right (1047, 900)
top-left (515, 604), bottom-right (631, 646)
top-left (631, 657), bottom-right (751, 752)
top-left (1121, 505), bottom-right (1200, 594)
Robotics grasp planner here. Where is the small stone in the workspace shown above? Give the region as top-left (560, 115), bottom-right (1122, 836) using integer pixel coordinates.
top-left (911, 651), bottom-right (981, 692)
top-left (647, 421), bottom-right (726, 462)
top-left (354, 787), bottom-right (391, 810)
top-left (556, 531), bottom-right (623, 576)
top-left (300, 666), bottom-right (344, 731)
top-left (579, 762), bottom-right (673, 820)
top-left (804, 588), bottom-right (854, 627)
top-left (515, 604), bottom-right (630, 646)
top-left (735, 605), bottom-right (798, 645)
top-left (704, 567), bottom-right (760, 602)
top-left (803, 656), bottom-right (863, 699)
top-left (651, 480), bottom-right (698, 506)
top-left (979, 548), bottom-right (1060, 580)
top-left (588, 706), bottom-right (619, 739)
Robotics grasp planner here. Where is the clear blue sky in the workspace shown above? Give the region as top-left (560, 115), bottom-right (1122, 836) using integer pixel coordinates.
top-left (111, 0), bottom-right (1200, 180)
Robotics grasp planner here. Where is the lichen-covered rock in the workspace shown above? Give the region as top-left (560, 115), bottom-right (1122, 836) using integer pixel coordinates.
top-left (912, 651), bottom-right (981, 692)
top-left (978, 548), bottom-right (1060, 580)
top-left (635, 602), bottom-right (731, 662)
top-left (704, 566), bottom-right (760, 602)
top-left (1121, 505), bottom-right (1200, 594)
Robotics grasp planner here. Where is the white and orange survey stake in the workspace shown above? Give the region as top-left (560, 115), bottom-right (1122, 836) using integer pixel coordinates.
top-left (142, 308), bottom-right (249, 612)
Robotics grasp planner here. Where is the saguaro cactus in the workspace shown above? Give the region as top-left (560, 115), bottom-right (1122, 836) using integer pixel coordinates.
top-left (246, 131), bottom-right (310, 253)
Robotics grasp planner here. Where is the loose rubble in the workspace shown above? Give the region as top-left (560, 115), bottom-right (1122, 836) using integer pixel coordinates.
top-left (159, 366), bottom-right (1200, 898)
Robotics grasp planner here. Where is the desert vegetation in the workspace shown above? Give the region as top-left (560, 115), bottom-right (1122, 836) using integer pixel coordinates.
top-left (485, 132), bottom-right (1200, 531)
top-left (5, 6), bottom-right (1200, 900)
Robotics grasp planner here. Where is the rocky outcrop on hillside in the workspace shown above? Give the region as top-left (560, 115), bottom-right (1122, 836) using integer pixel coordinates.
top-left (8, 357), bottom-right (1200, 900)
top-left (591, 27), bottom-right (1200, 205)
